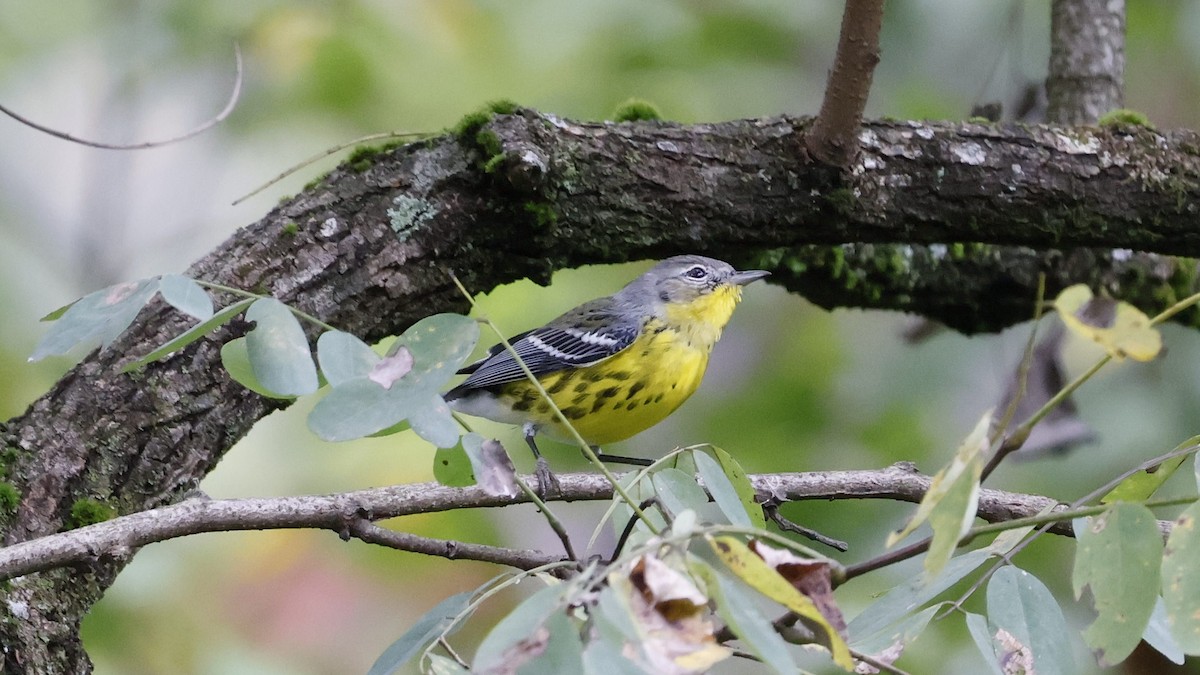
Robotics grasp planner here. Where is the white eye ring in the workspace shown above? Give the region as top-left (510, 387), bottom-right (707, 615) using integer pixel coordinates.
top-left (685, 266), bottom-right (707, 280)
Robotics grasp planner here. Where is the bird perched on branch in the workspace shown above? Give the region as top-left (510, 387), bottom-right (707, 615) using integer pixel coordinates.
top-left (445, 255), bottom-right (769, 494)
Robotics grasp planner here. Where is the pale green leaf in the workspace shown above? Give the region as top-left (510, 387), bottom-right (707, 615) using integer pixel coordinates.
top-left (705, 446), bottom-right (765, 528)
top-left (1104, 436), bottom-right (1199, 503)
top-left (245, 298), bottom-right (318, 396)
top-left (515, 611), bottom-right (584, 675)
top-left (693, 559), bottom-right (796, 674)
top-left (888, 410), bottom-right (988, 580)
top-left (963, 613), bottom-right (1005, 675)
top-left (158, 274), bottom-right (214, 320)
top-left (394, 313), bottom-right (480, 387)
top-left (1073, 502), bottom-right (1163, 666)
top-left (31, 278), bottom-right (160, 360)
top-left (221, 338), bottom-right (283, 398)
top-left (1161, 501), bottom-right (1200, 654)
top-left (367, 591), bottom-right (473, 675)
top-left (433, 442), bottom-right (474, 487)
top-left (694, 449), bottom-right (753, 528)
top-left (407, 394), bottom-right (461, 448)
top-left (473, 582), bottom-right (566, 672)
top-left (847, 548), bottom-right (992, 640)
top-left (426, 654), bottom-right (468, 675)
top-left (317, 330), bottom-right (379, 386)
top-left (307, 378), bottom-right (422, 441)
top-left (986, 566), bottom-right (1074, 675)
top-left (1144, 596), bottom-right (1185, 664)
top-left (651, 468), bottom-right (711, 520)
top-left (581, 640), bottom-right (652, 675)
top-left (709, 536), bottom-right (852, 670)
top-left (123, 298), bottom-right (255, 372)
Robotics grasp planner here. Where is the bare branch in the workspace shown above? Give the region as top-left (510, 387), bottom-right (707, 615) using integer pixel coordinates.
top-left (805, 0), bottom-right (886, 165)
top-left (344, 518), bottom-right (566, 573)
top-left (0, 43), bottom-right (242, 150)
top-left (0, 466), bottom-right (1162, 583)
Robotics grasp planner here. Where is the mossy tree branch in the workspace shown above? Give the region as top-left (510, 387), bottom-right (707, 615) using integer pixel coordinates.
top-left (3, 108), bottom-right (1200, 671)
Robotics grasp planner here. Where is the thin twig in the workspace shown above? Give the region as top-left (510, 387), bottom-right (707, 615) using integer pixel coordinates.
top-left (762, 501), bottom-right (849, 552)
top-left (231, 130), bottom-right (427, 205)
top-left (0, 44), bottom-right (243, 150)
top-left (346, 518), bottom-right (567, 574)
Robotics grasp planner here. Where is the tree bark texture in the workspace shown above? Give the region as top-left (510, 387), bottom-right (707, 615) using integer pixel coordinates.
top-left (1047, 0), bottom-right (1125, 124)
top-left (2, 109), bottom-right (1200, 671)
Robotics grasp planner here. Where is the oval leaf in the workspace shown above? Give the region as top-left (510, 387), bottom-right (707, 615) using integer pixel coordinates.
top-left (434, 443), bottom-right (474, 487)
top-left (407, 394), bottom-right (461, 448)
top-left (1055, 284), bottom-right (1162, 361)
top-left (158, 274), bottom-right (214, 320)
top-left (245, 298), bottom-right (319, 396)
top-left (317, 330), bottom-right (380, 387)
top-left (395, 313), bottom-right (480, 388)
top-left (221, 337), bottom-right (285, 398)
top-left (1073, 502), bottom-right (1163, 666)
top-left (692, 560), bottom-right (796, 674)
top-left (367, 591), bottom-right (473, 675)
top-left (308, 379), bottom-right (421, 441)
top-left (709, 536), bottom-right (853, 670)
top-left (31, 278), bottom-right (160, 361)
top-left (694, 449), bottom-right (754, 528)
top-left (1161, 501), bottom-right (1200, 654)
top-left (986, 566), bottom-right (1074, 675)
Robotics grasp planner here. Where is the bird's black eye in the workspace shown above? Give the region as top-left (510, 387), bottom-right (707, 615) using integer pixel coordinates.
top-left (685, 266), bottom-right (707, 280)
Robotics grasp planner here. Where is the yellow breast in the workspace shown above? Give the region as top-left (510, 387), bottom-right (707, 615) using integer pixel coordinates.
top-left (496, 285), bottom-right (744, 445)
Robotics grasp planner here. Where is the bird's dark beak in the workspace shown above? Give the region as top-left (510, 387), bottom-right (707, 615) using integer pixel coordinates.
top-left (730, 269), bottom-right (770, 286)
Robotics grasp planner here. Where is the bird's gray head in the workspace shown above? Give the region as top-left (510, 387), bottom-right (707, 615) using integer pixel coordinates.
top-left (618, 255), bottom-right (770, 307)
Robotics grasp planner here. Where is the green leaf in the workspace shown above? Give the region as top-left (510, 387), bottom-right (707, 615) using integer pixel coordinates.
top-left (1144, 596), bottom-right (1186, 664)
top-left (308, 379), bottom-right (423, 440)
top-left (888, 410), bottom-right (988, 581)
top-left (851, 605), bottom-right (938, 669)
top-left (1104, 436), bottom-right (1199, 503)
top-left (516, 610), bottom-right (584, 675)
top-left (581, 640), bottom-right (652, 675)
top-left (157, 274), bottom-right (214, 320)
top-left (367, 591), bottom-right (473, 675)
top-left (30, 278), bottom-right (160, 361)
top-left (1161, 501), bottom-right (1200, 654)
top-left (694, 448), bottom-right (755, 528)
top-left (123, 298), bottom-right (255, 372)
top-left (709, 536), bottom-right (853, 670)
top-left (407, 394), bottom-right (461, 448)
top-left (433, 443), bottom-right (474, 487)
top-left (963, 612), bottom-right (1006, 675)
top-left (220, 338), bottom-right (282, 398)
top-left (1073, 502), bottom-right (1163, 666)
top-left (395, 313), bottom-right (480, 387)
top-left (473, 582), bottom-right (567, 672)
top-left (986, 566), bottom-right (1074, 675)
top-left (316, 330), bottom-right (380, 386)
top-left (39, 298), bottom-right (78, 322)
top-left (244, 298), bottom-right (319, 396)
top-left (693, 559), bottom-right (796, 674)
top-left (847, 548), bottom-right (992, 640)
top-left (651, 468), bottom-right (712, 520)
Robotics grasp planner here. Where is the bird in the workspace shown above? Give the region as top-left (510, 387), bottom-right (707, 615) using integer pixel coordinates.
top-left (445, 255), bottom-right (769, 494)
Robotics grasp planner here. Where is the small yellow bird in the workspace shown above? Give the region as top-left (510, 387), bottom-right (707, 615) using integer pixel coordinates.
top-left (446, 255), bottom-right (768, 488)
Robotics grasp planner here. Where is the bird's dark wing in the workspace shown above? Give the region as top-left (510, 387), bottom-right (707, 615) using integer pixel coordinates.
top-left (452, 301), bottom-right (641, 391)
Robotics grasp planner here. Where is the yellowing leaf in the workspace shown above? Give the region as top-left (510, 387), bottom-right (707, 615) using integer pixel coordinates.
top-left (1103, 436), bottom-right (1200, 504)
top-left (708, 536), bottom-right (853, 670)
top-left (1055, 284), bottom-right (1162, 361)
top-left (888, 410), bottom-right (988, 579)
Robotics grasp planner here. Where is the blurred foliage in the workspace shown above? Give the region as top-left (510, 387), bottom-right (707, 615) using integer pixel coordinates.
top-left (0, 0), bottom-right (1199, 673)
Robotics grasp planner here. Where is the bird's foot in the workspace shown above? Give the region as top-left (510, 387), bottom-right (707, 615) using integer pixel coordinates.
top-left (535, 457), bottom-right (563, 500)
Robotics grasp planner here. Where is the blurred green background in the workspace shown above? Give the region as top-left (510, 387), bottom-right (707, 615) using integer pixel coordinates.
top-left (3, 1), bottom-right (1200, 673)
